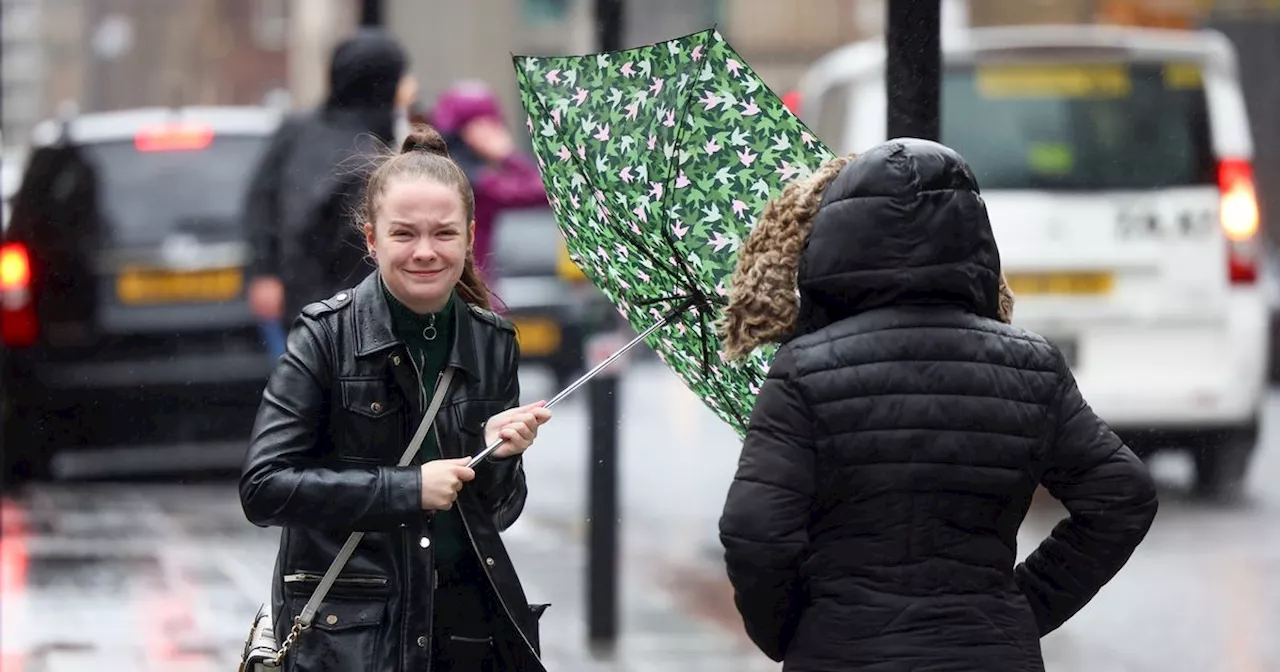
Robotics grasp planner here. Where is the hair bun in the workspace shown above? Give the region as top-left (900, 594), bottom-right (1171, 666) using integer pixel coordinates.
top-left (401, 124), bottom-right (451, 158)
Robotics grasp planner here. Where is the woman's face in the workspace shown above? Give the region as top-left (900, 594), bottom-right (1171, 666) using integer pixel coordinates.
top-left (366, 177), bottom-right (473, 314)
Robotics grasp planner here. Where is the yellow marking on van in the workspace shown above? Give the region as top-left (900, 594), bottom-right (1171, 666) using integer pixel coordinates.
top-left (1163, 62), bottom-right (1203, 90)
top-left (976, 64), bottom-right (1131, 99)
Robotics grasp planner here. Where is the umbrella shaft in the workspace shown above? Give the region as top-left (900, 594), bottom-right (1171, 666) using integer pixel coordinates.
top-left (467, 305), bottom-right (683, 467)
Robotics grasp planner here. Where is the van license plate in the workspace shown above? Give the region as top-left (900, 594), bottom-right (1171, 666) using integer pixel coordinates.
top-left (1005, 272), bottom-right (1114, 296)
top-left (116, 267), bottom-right (243, 305)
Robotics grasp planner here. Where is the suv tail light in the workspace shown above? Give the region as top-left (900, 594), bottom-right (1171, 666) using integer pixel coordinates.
top-left (135, 122), bottom-right (214, 152)
top-left (1, 242), bottom-right (38, 347)
top-left (1219, 159), bottom-right (1260, 285)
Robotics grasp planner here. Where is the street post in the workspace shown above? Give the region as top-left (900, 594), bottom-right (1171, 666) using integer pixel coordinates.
top-left (886, 0), bottom-right (942, 141)
top-left (587, 0), bottom-right (625, 652)
top-left (360, 0), bottom-right (383, 27)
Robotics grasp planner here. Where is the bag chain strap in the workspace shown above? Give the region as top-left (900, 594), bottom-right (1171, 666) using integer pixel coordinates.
top-left (274, 619), bottom-right (307, 666)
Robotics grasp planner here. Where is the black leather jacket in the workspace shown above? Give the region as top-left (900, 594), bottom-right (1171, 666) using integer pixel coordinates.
top-left (240, 272), bottom-right (547, 671)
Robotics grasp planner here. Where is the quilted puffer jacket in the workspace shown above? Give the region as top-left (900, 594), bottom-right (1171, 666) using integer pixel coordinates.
top-left (718, 139), bottom-right (1158, 671)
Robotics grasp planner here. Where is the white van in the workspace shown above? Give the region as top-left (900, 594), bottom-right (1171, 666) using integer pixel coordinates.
top-left (795, 25), bottom-right (1266, 499)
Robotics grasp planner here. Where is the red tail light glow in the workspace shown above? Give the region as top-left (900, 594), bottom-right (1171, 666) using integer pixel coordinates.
top-left (1, 242), bottom-right (37, 347)
top-left (1218, 159), bottom-right (1260, 285)
top-left (782, 90), bottom-right (801, 115)
top-left (0, 243), bottom-right (30, 290)
top-left (1219, 159), bottom-right (1259, 242)
top-left (135, 122), bottom-right (214, 152)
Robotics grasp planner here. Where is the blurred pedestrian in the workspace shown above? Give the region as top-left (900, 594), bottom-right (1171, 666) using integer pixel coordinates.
top-left (240, 123), bottom-right (554, 672)
top-left (716, 139), bottom-right (1157, 671)
top-left (242, 28), bottom-right (416, 358)
top-left (430, 80), bottom-right (549, 288)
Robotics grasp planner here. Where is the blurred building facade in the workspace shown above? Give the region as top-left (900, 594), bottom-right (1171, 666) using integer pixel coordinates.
top-left (381, 0), bottom-right (1280, 126)
top-left (1, 0), bottom-right (295, 147)
top-left (3, 0), bottom-right (1278, 146)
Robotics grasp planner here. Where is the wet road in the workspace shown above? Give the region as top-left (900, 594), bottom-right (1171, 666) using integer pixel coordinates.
top-left (2, 362), bottom-right (1278, 671)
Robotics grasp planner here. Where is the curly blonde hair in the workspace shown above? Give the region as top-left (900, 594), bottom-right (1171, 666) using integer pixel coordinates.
top-left (717, 154), bottom-right (854, 360)
top-left (717, 154), bottom-right (1016, 361)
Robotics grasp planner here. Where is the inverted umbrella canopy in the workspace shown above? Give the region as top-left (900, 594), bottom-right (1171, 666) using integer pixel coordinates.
top-left (512, 28), bottom-right (835, 437)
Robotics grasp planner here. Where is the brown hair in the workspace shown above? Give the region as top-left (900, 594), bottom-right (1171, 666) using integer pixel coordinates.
top-left (717, 154), bottom-right (854, 361)
top-left (717, 154), bottom-right (1017, 360)
top-left (359, 123), bottom-right (492, 310)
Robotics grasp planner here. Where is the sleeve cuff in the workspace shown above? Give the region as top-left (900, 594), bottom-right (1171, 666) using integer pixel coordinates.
top-left (383, 466), bottom-right (422, 521)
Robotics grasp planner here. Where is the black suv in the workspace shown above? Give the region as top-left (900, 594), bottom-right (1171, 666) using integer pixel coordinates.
top-left (2, 106), bottom-right (281, 483)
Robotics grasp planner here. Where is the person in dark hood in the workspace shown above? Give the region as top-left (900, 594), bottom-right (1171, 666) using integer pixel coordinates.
top-left (243, 29), bottom-right (415, 353)
top-left (716, 139), bottom-right (1158, 671)
top-left (429, 80), bottom-right (549, 287)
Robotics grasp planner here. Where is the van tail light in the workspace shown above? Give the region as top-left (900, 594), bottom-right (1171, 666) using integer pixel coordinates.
top-left (1219, 159), bottom-right (1260, 285)
top-left (782, 90), bottom-right (802, 115)
top-left (1, 242), bottom-right (38, 347)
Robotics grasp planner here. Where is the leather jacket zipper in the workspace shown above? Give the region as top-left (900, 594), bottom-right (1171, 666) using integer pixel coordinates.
top-left (414, 362), bottom-right (443, 670)
top-left (435, 425), bottom-right (546, 669)
top-left (282, 573), bottom-right (388, 587)
top-left (406, 350), bottom-right (429, 415)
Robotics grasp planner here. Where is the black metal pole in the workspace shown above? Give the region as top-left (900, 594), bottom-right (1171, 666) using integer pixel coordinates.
top-left (586, 351), bottom-right (619, 648)
top-left (885, 0), bottom-right (942, 141)
top-left (596, 0), bottom-right (624, 51)
top-left (359, 0), bottom-right (383, 27)
top-left (588, 0), bottom-right (624, 652)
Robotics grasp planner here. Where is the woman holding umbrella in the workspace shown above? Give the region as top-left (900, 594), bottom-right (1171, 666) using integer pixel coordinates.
top-left (240, 124), bottom-right (554, 671)
top-left (716, 139), bottom-right (1157, 671)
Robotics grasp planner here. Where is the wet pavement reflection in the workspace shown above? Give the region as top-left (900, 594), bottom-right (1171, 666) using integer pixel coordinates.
top-left (1, 364), bottom-right (1278, 671)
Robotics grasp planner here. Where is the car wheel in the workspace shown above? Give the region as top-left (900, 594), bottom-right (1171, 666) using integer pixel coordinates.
top-left (2, 401), bottom-right (66, 485)
top-left (1270, 310), bottom-right (1280, 386)
top-left (1191, 420), bottom-right (1258, 503)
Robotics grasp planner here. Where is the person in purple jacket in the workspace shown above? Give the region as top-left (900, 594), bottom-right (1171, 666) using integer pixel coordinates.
top-left (429, 80), bottom-right (549, 289)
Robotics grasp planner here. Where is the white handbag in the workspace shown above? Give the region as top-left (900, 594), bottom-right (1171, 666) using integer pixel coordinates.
top-left (239, 367), bottom-right (456, 671)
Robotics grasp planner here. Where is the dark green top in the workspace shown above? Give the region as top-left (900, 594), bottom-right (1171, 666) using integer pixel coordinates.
top-left (382, 282), bottom-right (469, 567)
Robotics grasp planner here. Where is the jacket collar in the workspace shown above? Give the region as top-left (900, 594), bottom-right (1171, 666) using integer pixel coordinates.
top-left (352, 272), bottom-right (481, 381)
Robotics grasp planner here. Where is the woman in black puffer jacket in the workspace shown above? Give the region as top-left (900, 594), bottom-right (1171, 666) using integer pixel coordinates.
top-left (716, 139), bottom-right (1158, 671)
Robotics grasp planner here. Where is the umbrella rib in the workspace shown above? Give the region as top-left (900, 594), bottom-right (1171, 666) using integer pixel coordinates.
top-left (696, 307), bottom-right (750, 430)
top-left (649, 28), bottom-right (716, 305)
top-left (518, 67), bottom-right (679, 294)
top-left (633, 293), bottom-right (690, 307)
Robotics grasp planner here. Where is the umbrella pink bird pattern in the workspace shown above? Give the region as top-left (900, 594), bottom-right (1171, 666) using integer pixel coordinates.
top-left (513, 28), bottom-right (835, 436)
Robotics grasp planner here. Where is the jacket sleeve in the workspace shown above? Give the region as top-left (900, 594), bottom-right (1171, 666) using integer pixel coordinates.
top-left (472, 333), bottom-right (529, 532)
top-left (243, 114), bottom-right (300, 279)
top-left (718, 347), bottom-right (814, 662)
top-left (1015, 349), bottom-right (1158, 635)
top-left (239, 315), bottom-right (424, 532)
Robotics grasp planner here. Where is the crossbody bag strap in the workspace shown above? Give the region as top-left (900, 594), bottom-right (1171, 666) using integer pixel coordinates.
top-left (296, 366), bottom-right (457, 628)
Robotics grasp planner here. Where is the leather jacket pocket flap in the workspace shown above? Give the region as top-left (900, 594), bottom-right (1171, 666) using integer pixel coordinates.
top-left (452, 399), bottom-right (504, 437)
top-left (311, 598), bottom-right (387, 633)
top-left (341, 379), bottom-right (404, 419)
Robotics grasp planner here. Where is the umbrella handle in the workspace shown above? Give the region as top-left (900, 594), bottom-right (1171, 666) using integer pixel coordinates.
top-left (466, 300), bottom-right (691, 467)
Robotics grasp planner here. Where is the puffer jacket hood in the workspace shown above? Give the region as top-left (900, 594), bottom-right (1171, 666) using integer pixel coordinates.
top-left (325, 29), bottom-right (407, 110)
top-left (796, 138), bottom-right (1004, 334)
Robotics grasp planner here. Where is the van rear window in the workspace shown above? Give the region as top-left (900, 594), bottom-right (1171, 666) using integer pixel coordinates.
top-left (941, 62), bottom-right (1216, 191)
top-left (81, 135), bottom-right (268, 244)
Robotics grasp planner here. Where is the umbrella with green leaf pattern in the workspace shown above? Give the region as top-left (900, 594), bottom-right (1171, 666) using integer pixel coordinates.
top-left (511, 28), bottom-right (835, 438)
